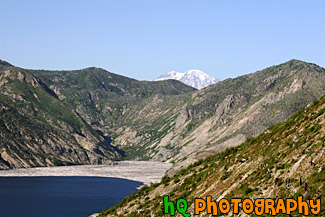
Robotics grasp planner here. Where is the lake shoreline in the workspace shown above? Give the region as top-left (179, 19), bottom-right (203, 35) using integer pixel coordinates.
top-left (0, 161), bottom-right (171, 217)
top-left (0, 176), bottom-right (141, 217)
top-left (0, 161), bottom-right (171, 186)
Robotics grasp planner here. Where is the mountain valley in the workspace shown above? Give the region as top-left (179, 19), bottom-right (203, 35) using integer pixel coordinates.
top-left (1, 59), bottom-right (325, 175)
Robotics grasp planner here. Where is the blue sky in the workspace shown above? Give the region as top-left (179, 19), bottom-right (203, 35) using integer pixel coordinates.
top-left (1, 0), bottom-right (324, 80)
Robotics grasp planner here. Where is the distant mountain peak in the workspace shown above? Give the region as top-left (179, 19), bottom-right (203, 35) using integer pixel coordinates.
top-left (155, 69), bottom-right (218, 89)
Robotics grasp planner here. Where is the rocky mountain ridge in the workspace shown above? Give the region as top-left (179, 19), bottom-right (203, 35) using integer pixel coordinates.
top-left (0, 61), bottom-right (126, 169)
top-left (0, 60), bottom-right (195, 169)
top-left (1, 59), bottom-right (325, 173)
top-left (100, 94), bottom-right (325, 217)
top-left (109, 59), bottom-right (325, 172)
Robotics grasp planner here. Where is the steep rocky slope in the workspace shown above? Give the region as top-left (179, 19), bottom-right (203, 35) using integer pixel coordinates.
top-left (165, 59), bottom-right (325, 172)
top-left (31, 60), bottom-right (325, 171)
top-left (2, 59), bottom-right (324, 172)
top-left (100, 94), bottom-right (325, 217)
top-left (128, 60), bottom-right (325, 169)
top-left (31, 67), bottom-right (195, 129)
top-left (31, 67), bottom-right (196, 160)
top-left (0, 60), bottom-right (122, 169)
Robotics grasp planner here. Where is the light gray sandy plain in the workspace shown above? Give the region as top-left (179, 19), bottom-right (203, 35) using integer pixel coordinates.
top-left (0, 161), bottom-right (171, 186)
top-left (0, 161), bottom-right (172, 217)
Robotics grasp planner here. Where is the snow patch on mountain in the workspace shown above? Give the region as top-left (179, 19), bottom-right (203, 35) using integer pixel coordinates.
top-left (155, 69), bottom-right (218, 89)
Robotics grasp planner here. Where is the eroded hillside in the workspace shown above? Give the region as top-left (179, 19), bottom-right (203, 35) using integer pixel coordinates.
top-left (100, 94), bottom-right (325, 217)
top-left (165, 59), bottom-right (325, 171)
top-left (30, 60), bottom-right (325, 172)
top-left (0, 61), bottom-right (121, 169)
top-left (30, 67), bottom-right (196, 160)
top-left (112, 59), bottom-right (325, 171)
top-left (1, 59), bottom-right (324, 172)
top-left (0, 59), bottom-right (196, 169)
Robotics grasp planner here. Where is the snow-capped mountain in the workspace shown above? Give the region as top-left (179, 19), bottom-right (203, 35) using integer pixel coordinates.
top-left (155, 69), bottom-right (218, 89)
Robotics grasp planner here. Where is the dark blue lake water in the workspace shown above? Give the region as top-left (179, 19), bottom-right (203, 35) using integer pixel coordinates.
top-left (0, 176), bottom-right (142, 217)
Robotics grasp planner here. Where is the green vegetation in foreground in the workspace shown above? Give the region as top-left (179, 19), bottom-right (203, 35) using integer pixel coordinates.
top-left (99, 95), bottom-right (325, 217)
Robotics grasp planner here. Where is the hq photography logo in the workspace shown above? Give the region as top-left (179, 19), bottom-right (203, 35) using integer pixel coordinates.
top-left (163, 196), bottom-right (321, 216)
